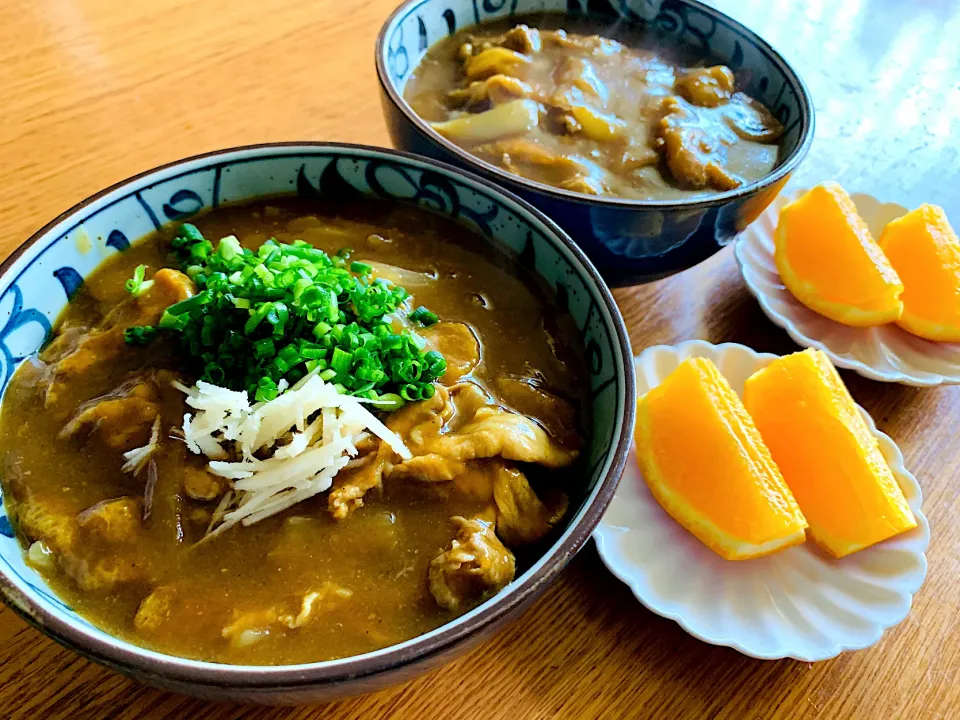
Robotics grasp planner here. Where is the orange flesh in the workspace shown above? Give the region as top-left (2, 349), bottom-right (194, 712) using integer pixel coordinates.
top-left (744, 349), bottom-right (916, 558)
top-left (878, 204), bottom-right (960, 342)
top-left (634, 357), bottom-right (806, 560)
top-left (775, 182), bottom-right (903, 324)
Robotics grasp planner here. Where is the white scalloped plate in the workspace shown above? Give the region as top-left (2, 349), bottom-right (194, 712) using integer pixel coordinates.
top-left (734, 188), bottom-right (960, 386)
top-left (593, 341), bottom-right (930, 662)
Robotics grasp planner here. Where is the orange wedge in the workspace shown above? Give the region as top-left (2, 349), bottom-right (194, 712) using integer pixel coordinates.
top-left (878, 204), bottom-right (960, 342)
top-left (775, 182), bottom-right (904, 326)
top-left (744, 349), bottom-right (916, 558)
top-left (634, 357), bottom-right (807, 561)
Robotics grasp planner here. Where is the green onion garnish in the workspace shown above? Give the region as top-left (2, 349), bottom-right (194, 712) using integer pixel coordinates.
top-left (124, 264), bottom-right (154, 297)
top-left (410, 306), bottom-right (439, 326)
top-left (124, 223), bottom-right (445, 404)
top-left (123, 325), bottom-right (157, 345)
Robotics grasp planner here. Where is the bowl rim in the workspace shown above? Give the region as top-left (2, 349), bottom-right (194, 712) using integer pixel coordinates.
top-left (0, 141), bottom-right (636, 688)
top-left (375, 0), bottom-right (816, 210)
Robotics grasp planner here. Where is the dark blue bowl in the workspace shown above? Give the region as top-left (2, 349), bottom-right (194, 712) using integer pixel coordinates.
top-left (376, 0), bottom-right (815, 286)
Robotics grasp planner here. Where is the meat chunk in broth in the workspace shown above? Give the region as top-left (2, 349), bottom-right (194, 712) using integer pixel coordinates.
top-left (418, 321), bottom-right (481, 385)
top-left (182, 463), bottom-right (226, 502)
top-left (41, 269), bottom-right (193, 406)
top-left (429, 516), bottom-right (516, 611)
top-left (493, 465), bottom-right (568, 547)
top-left (389, 382), bottom-right (578, 483)
top-left (17, 496), bottom-right (143, 592)
top-left (495, 376), bottom-right (581, 449)
top-left (60, 374), bottom-right (164, 452)
top-left (657, 96), bottom-right (742, 191)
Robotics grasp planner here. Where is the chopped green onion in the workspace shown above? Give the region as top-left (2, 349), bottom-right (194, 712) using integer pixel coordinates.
top-left (122, 225), bottom-right (445, 407)
top-left (124, 325), bottom-right (157, 345)
top-left (410, 306), bottom-right (439, 326)
top-left (124, 264), bottom-right (154, 297)
top-left (369, 392), bottom-right (406, 411)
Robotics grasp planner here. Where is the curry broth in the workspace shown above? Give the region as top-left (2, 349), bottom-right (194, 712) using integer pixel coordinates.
top-left (405, 14), bottom-right (782, 201)
top-left (0, 197), bottom-right (588, 664)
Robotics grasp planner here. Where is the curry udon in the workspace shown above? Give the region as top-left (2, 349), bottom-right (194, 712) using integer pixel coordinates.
top-left (0, 197), bottom-right (587, 664)
top-left (405, 15), bottom-right (784, 201)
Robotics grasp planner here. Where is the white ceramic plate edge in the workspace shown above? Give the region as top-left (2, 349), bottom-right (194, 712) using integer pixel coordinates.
top-left (593, 340), bottom-right (930, 662)
top-left (733, 189), bottom-right (960, 387)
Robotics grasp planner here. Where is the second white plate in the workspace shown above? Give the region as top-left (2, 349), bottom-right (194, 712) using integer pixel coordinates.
top-left (734, 188), bottom-right (960, 386)
top-left (593, 341), bottom-right (930, 662)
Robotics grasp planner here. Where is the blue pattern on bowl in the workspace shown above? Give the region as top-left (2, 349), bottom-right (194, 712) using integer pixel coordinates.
top-left (377, 0), bottom-right (815, 285)
top-left (0, 143), bottom-right (633, 702)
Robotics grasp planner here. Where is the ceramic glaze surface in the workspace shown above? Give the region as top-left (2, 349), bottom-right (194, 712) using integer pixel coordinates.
top-left (0, 144), bottom-right (634, 703)
top-left (377, 0), bottom-right (814, 285)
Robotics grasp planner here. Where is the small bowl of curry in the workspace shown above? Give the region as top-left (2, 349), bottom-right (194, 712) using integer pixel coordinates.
top-left (0, 144), bottom-right (634, 703)
top-left (376, 0), bottom-right (815, 285)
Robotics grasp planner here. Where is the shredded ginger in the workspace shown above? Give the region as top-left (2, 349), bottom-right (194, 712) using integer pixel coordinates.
top-left (175, 369), bottom-right (411, 537)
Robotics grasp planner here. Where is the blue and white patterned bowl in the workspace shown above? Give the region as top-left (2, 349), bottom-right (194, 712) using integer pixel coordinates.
top-left (0, 143), bottom-right (635, 703)
top-left (376, 0), bottom-right (815, 286)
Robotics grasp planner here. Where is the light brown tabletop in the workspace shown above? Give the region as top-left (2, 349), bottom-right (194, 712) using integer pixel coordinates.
top-left (2, 0), bottom-right (959, 718)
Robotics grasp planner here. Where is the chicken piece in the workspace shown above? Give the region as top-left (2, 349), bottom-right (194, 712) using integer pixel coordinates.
top-left (222, 607), bottom-right (279, 648)
top-left (464, 47), bottom-right (532, 80)
top-left (495, 377), bottom-right (581, 449)
top-left (474, 138), bottom-right (584, 175)
top-left (328, 444), bottom-right (390, 519)
top-left (134, 584), bottom-right (178, 634)
top-left (279, 583), bottom-right (353, 629)
top-left (657, 96), bottom-right (742, 191)
top-left (448, 75), bottom-right (533, 110)
top-left (77, 497), bottom-right (142, 544)
top-left (493, 465), bottom-right (568, 546)
top-left (722, 93), bottom-right (785, 142)
top-left (221, 584), bottom-right (353, 647)
top-left (475, 24), bottom-right (541, 55)
top-left (329, 388), bottom-right (454, 518)
top-left (182, 464), bottom-right (225, 501)
top-left (419, 322), bottom-right (480, 385)
top-left (16, 497), bottom-right (142, 592)
top-left (674, 66), bottom-right (736, 108)
top-left (390, 382), bottom-right (577, 482)
top-left (42, 269), bottom-right (193, 406)
top-left (558, 174), bottom-right (605, 195)
top-left (59, 373), bottom-right (168, 452)
top-left (429, 516), bottom-right (515, 611)
top-left (472, 138), bottom-right (608, 193)
top-left (409, 407), bottom-right (578, 469)
top-left (543, 29), bottom-right (622, 56)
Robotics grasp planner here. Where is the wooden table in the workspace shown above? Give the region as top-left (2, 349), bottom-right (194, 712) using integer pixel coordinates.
top-left (2, 1), bottom-right (959, 717)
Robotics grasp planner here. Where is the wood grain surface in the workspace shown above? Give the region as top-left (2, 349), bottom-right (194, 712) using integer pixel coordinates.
top-left (2, 1), bottom-right (960, 718)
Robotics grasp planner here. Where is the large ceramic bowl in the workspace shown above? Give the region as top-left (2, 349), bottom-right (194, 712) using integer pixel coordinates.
top-left (376, 0), bottom-right (815, 286)
top-left (0, 143), bottom-right (635, 704)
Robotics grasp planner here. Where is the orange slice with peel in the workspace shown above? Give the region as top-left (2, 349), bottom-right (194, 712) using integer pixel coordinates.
top-left (634, 357), bottom-right (807, 561)
top-left (775, 182), bottom-right (904, 326)
top-left (878, 204), bottom-right (960, 342)
top-left (744, 349), bottom-right (916, 558)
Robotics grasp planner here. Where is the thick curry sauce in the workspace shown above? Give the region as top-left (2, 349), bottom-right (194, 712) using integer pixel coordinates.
top-left (0, 198), bottom-right (587, 664)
